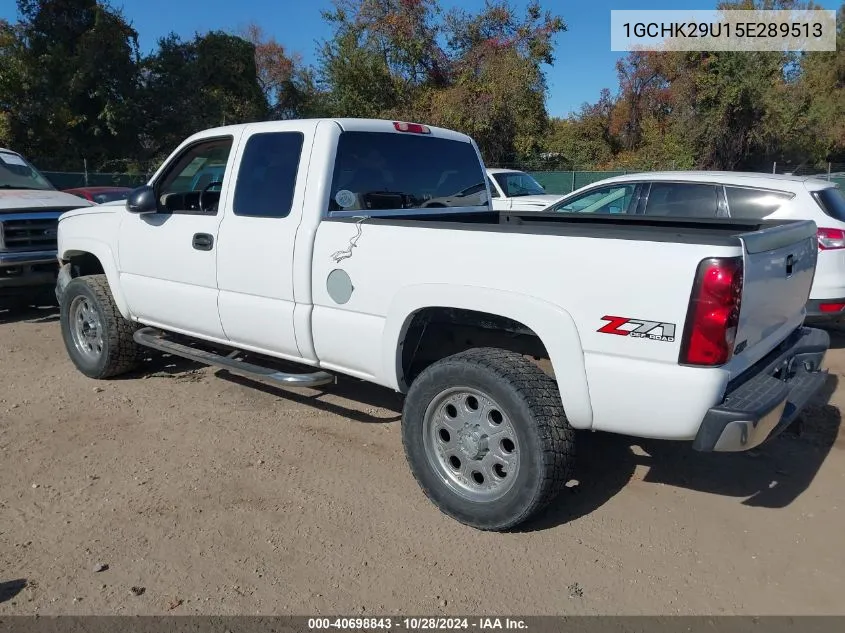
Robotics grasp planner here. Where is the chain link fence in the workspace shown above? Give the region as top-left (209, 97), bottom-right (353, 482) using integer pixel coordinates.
top-left (40, 165), bottom-right (845, 197)
top-left (525, 170), bottom-right (631, 195)
top-left (42, 171), bottom-right (147, 190)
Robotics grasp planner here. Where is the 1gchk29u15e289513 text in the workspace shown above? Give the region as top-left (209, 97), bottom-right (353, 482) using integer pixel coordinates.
top-left (621, 21), bottom-right (824, 39)
top-left (610, 9), bottom-right (837, 51)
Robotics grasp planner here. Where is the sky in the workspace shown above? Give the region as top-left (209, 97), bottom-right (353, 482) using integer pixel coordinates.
top-left (0, 0), bottom-right (841, 117)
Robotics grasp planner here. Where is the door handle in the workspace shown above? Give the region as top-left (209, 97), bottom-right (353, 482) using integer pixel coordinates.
top-left (192, 233), bottom-right (214, 251)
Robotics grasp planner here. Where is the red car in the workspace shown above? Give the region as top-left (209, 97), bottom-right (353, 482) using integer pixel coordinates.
top-left (63, 186), bottom-right (133, 204)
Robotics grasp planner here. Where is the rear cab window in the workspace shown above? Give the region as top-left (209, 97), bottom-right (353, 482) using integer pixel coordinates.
top-left (812, 187), bottom-right (845, 223)
top-left (327, 131), bottom-right (487, 214)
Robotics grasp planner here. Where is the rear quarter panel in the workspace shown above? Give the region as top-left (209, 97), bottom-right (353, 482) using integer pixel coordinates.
top-left (310, 220), bottom-right (740, 435)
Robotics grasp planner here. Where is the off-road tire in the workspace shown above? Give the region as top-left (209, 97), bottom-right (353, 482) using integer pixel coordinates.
top-left (60, 274), bottom-right (141, 379)
top-left (401, 347), bottom-right (574, 531)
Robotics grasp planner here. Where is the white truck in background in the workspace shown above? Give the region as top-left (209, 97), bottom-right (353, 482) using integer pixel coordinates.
top-left (54, 118), bottom-right (829, 531)
top-left (485, 167), bottom-right (564, 211)
top-left (0, 148), bottom-right (93, 309)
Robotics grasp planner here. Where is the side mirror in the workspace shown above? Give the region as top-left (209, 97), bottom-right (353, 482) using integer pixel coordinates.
top-left (126, 185), bottom-right (157, 214)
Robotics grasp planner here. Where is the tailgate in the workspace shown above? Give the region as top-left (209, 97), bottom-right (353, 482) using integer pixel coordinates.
top-left (734, 220), bottom-right (818, 365)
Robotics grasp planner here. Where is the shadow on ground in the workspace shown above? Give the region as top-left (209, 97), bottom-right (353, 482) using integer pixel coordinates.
top-left (215, 370), bottom-right (403, 424)
top-left (0, 579), bottom-right (27, 604)
top-left (823, 322), bottom-right (845, 350)
top-left (121, 351), bottom-right (205, 379)
top-left (0, 305), bottom-right (59, 325)
top-left (522, 373), bottom-right (841, 532)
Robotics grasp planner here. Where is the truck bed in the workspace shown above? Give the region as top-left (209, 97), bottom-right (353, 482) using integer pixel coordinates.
top-left (330, 209), bottom-right (808, 248)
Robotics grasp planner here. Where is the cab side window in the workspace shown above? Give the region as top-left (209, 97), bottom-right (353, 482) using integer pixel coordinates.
top-left (644, 182), bottom-right (719, 217)
top-left (155, 137), bottom-right (233, 214)
top-left (233, 132), bottom-right (304, 219)
top-left (552, 183), bottom-right (637, 214)
top-left (487, 177), bottom-right (501, 198)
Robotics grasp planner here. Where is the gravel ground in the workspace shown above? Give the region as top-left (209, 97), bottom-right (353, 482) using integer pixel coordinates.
top-left (1, 306), bottom-right (843, 615)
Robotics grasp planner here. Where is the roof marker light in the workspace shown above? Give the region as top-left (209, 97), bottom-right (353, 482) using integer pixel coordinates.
top-left (393, 121), bottom-right (431, 134)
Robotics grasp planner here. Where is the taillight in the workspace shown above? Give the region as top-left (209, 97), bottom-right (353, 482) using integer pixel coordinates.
top-left (393, 121), bottom-right (431, 134)
top-left (817, 227), bottom-right (845, 250)
top-left (819, 302), bottom-right (845, 313)
top-left (679, 257), bottom-right (743, 366)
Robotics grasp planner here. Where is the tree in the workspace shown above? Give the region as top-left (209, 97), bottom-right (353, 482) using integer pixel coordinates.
top-left (545, 91), bottom-right (616, 169)
top-left (430, 1), bottom-right (564, 164)
top-left (1, 0), bottom-right (141, 170)
top-left (0, 19), bottom-right (26, 149)
top-left (552, 0), bottom-right (844, 171)
top-left (138, 31), bottom-right (268, 166)
top-left (317, 0), bottom-right (565, 165)
top-left (2, 0), bottom-right (573, 171)
top-left (241, 23), bottom-right (325, 120)
top-left (797, 3), bottom-right (845, 162)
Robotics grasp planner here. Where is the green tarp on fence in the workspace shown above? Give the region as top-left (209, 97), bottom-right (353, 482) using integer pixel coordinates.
top-left (528, 171), bottom-right (632, 195)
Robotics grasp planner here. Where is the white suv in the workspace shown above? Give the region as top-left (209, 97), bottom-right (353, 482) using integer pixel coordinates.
top-left (543, 171), bottom-right (845, 321)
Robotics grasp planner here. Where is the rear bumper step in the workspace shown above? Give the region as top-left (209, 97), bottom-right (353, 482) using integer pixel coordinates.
top-left (133, 327), bottom-right (335, 388)
top-left (693, 326), bottom-right (830, 452)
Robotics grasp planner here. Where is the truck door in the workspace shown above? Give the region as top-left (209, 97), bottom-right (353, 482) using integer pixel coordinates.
top-left (215, 125), bottom-right (312, 360)
top-left (117, 134), bottom-right (239, 339)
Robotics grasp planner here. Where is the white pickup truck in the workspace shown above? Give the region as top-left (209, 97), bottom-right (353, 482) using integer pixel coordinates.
top-left (54, 118), bottom-right (830, 531)
top-left (485, 167), bottom-right (564, 211)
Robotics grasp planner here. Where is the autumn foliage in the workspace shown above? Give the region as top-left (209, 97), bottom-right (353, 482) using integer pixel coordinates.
top-left (1, 0), bottom-right (843, 174)
top-left (546, 2), bottom-right (845, 171)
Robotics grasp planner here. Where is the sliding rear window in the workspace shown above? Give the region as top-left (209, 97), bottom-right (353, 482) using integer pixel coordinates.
top-left (813, 187), bottom-right (845, 223)
top-left (327, 131), bottom-right (487, 214)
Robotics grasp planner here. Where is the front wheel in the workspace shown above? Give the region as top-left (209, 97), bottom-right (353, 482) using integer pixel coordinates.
top-left (60, 274), bottom-right (141, 379)
top-left (401, 347), bottom-right (574, 531)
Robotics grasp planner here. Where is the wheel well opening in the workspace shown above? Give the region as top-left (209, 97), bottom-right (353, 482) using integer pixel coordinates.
top-left (65, 252), bottom-right (104, 277)
top-left (400, 307), bottom-right (550, 386)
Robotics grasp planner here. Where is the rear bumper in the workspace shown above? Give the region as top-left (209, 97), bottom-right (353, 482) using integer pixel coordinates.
top-left (693, 327), bottom-right (829, 452)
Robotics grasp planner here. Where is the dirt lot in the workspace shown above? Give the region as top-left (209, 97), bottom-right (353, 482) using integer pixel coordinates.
top-left (1, 306), bottom-right (844, 616)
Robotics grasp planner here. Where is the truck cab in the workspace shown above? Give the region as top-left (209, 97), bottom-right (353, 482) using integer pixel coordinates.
top-left (0, 148), bottom-right (93, 309)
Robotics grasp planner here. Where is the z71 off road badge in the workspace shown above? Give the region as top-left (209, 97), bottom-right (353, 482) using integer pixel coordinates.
top-left (597, 315), bottom-right (676, 343)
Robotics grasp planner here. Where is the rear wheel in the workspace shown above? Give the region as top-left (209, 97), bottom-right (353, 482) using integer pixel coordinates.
top-left (60, 275), bottom-right (141, 379)
top-left (401, 347), bottom-right (574, 531)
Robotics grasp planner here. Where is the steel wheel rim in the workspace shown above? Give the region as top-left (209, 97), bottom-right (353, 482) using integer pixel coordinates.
top-left (68, 295), bottom-right (104, 362)
top-left (422, 386), bottom-right (520, 502)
